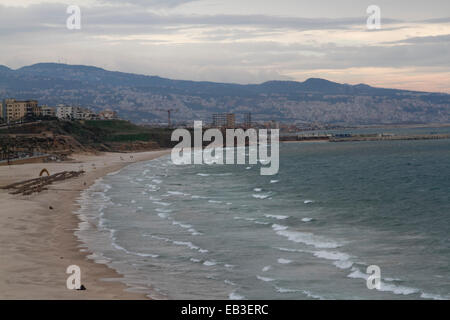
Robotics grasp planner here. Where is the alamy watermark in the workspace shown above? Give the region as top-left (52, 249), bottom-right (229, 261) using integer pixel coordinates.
top-left (66, 5), bottom-right (81, 30)
top-left (366, 265), bottom-right (381, 290)
top-left (66, 265), bottom-right (81, 290)
top-left (367, 5), bottom-right (381, 30)
top-left (171, 121), bottom-right (279, 175)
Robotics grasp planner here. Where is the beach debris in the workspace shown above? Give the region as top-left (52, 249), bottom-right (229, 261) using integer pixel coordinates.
top-left (1, 170), bottom-right (85, 196)
top-left (49, 206), bottom-right (53, 210)
top-left (39, 168), bottom-right (50, 177)
top-left (77, 285), bottom-right (86, 291)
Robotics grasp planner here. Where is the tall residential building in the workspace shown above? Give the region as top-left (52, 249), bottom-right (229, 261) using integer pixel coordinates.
top-left (244, 112), bottom-right (252, 128)
top-left (2, 99), bottom-right (39, 122)
top-left (212, 113), bottom-right (235, 128)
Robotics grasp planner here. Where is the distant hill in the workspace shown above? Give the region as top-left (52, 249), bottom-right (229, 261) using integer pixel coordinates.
top-left (1, 63), bottom-right (449, 125)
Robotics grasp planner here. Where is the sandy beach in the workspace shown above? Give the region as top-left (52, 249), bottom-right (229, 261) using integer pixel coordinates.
top-left (0, 150), bottom-right (170, 299)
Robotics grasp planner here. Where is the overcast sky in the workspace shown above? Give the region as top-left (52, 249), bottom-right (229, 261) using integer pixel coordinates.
top-left (1, 0), bottom-right (449, 92)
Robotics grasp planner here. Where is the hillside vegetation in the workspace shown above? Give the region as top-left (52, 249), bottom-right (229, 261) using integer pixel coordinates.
top-left (0, 120), bottom-right (174, 153)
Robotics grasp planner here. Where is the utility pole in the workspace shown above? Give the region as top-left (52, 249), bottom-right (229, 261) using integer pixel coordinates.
top-left (154, 108), bottom-right (179, 128)
top-left (167, 110), bottom-right (172, 128)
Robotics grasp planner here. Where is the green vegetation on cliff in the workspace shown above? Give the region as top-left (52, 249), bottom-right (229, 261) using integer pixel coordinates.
top-left (0, 120), bottom-right (175, 152)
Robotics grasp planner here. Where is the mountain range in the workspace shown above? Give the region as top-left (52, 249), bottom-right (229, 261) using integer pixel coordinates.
top-left (0, 63), bottom-right (449, 125)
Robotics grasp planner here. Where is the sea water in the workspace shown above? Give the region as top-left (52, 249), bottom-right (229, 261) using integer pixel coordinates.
top-left (76, 131), bottom-right (450, 300)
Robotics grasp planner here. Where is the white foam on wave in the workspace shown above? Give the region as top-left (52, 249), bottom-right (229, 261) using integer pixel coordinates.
top-left (278, 258), bottom-right (292, 264)
top-left (146, 185), bottom-right (160, 192)
top-left (304, 200), bottom-right (314, 204)
top-left (152, 179), bottom-right (163, 184)
top-left (384, 277), bottom-right (402, 282)
top-left (224, 279), bottom-right (237, 286)
top-left (270, 180), bottom-right (279, 184)
top-left (257, 275), bottom-right (275, 282)
top-left (155, 208), bottom-right (172, 213)
top-left (171, 220), bottom-right (202, 236)
top-left (111, 241), bottom-right (159, 258)
top-left (149, 235), bottom-right (207, 253)
top-left (174, 241), bottom-right (208, 253)
top-left (272, 224), bottom-right (288, 231)
top-left (208, 200), bottom-right (223, 204)
top-left (167, 191), bottom-right (189, 196)
top-left (303, 290), bottom-right (325, 300)
top-left (203, 260), bottom-right (217, 266)
top-left (275, 286), bottom-right (298, 293)
top-left (191, 195), bottom-right (208, 199)
top-left (229, 291), bottom-right (245, 300)
top-left (275, 247), bottom-right (303, 253)
top-left (153, 201), bottom-right (171, 206)
top-left (234, 216), bottom-right (256, 222)
top-left (197, 173), bottom-right (210, 177)
top-left (302, 217), bottom-right (313, 222)
top-left (313, 250), bottom-right (353, 270)
top-left (262, 265), bottom-right (272, 272)
top-left (347, 267), bottom-right (420, 296)
top-left (420, 292), bottom-right (448, 300)
top-left (172, 221), bottom-right (192, 229)
top-left (274, 286), bottom-right (324, 299)
top-left (266, 214), bottom-right (288, 220)
top-left (252, 194), bottom-right (271, 199)
top-left (254, 188), bottom-right (262, 192)
top-left (273, 226), bottom-right (341, 249)
top-left (313, 250), bottom-right (350, 261)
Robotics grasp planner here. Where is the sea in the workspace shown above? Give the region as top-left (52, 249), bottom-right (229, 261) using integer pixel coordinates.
top-left (75, 126), bottom-right (450, 300)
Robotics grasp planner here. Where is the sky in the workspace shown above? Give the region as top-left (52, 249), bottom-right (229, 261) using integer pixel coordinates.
top-left (0, 0), bottom-right (449, 92)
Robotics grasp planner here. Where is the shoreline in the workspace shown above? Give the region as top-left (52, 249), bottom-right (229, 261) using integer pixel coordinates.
top-left (0, 149), bottom-right (170, 299)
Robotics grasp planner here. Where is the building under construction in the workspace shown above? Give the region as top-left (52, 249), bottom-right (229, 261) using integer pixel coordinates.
top-left (212, 113), bottom-right (235, 128)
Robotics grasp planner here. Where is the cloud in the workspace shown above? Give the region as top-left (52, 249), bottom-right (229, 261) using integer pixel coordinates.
top-left (99, 0), bottom-right (200, 8)
top-left (0, 1), bottom-right (449, 91)
top-left (391, 34), bottom-right (450, 44)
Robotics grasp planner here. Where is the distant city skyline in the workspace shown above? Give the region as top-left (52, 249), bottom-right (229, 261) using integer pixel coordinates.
top-left (0, 0), bottom-right (449, 93)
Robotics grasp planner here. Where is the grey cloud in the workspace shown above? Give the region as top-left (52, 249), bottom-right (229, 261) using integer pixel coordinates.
top-left (0, 2), bottom-right (401, 36)
top-left (418, 17), bottom-right (450, 24)
top-left (0, 2), bottom-right (449, 85)
top-left (99, 0), bottom-right (200, 8)
top-left (391, 34), bottom-right (450, 44)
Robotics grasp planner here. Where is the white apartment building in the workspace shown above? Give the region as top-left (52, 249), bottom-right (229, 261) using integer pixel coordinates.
top-left (56, 105), bottom-right (74, 119)
top-left (56, 105), bottom-right (97, 120)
